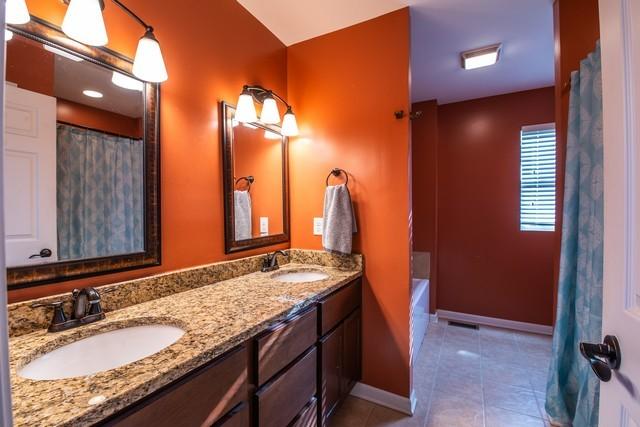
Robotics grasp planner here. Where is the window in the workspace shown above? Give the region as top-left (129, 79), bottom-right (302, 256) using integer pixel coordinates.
top-left (520, 123), bottom-right (556, 231)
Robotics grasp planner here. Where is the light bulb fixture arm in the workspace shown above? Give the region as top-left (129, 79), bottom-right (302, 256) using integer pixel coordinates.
top-left (110, 0), bottom-right (152, 32)
top-left (243, 85), bottom-right (292, 109)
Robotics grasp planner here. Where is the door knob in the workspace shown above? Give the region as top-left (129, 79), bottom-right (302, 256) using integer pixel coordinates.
top-left (579, 335), bottom-right (621, 382)
top-left (29, 248), bottom-right (52, 259)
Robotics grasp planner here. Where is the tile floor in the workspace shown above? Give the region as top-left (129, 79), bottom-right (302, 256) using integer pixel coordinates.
top-left (329, 321), bottom-right (553, 427)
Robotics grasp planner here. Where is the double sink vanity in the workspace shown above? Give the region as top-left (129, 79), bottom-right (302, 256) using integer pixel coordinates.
top-left (9, 250), bottom-right (363, 426)
top-left (4, 12), bottom-right (361, 427)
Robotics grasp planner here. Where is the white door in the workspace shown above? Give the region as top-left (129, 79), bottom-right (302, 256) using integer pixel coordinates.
top-left (599, 0), bottom-right (640, 425)
top-left (4, 83), bottom-right (57, 267)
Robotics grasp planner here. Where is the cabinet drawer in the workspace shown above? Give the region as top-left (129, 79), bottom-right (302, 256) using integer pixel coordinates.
top-left (319, 279), bottom-right (361, 336)
top-left (256, 347), bottom-right (317, 427)
top-left (289, 397), bottom-right (317, 427)
top-left (213, 403), bottom-right (249, 427)
top-left (103, 346), bottom-right (248, 427)
top-left (256, 307), bottom-right (317, 386)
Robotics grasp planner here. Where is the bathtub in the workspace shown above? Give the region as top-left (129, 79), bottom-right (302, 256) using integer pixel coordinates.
top-left (411, 278), bottom-right (430, 360)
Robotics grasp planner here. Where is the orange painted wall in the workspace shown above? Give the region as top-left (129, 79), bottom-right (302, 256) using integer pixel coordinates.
top-left (287, 9), bottom-right (412, 397)
top-left (233, 125), bottom-right (284, 236)
top-left (9, 0), bottom-right (288, 302)
top-left (552, 0), bottom-right (600, 322)
top-left (437, 87), bottom-right (556, 326)
top-left (57, 99), bottom-right (143, 139)
top-left (411, 100), bottom-right (438, 313)
top-left (6, 36), bottom-right (54, 95)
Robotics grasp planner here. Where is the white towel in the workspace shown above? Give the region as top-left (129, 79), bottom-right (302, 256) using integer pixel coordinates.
top-left (322, 184), bottom-right (357, 255)
top-left (234, 190), bottom-right (252, 240)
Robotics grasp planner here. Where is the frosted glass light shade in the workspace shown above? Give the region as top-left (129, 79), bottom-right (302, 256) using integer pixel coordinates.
top-left (235, 91), bottom-right (258, 123)
top-left (112, 71), bottom-right (144, 91)
top-left (264, 130), bottom-right (281, 140)
top-left (5, 30), bottom-right (14, 42)
top-left (132, 31), bottom-right (168, 83)
top-left (62, 0), bottom-right (108, 46)
top-left (260, 96), bottom-right (280, 124)
top-left (6, 0), bottom-right (30, 25)
top-left (281, 108), bottom-right (299, 136)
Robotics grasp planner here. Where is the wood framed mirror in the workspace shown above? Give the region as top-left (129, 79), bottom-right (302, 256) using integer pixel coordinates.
top-left (5, 17), bottom-right (161, 289)
top-left (220, 101), bottom-right (290, 253)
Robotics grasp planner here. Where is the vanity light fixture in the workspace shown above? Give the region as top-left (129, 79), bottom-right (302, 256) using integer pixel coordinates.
top-left (59, 0), bottom-right (168, 82)
top-left (112, 71), bottom-right (144, 91)
top-left (461, 43), bottom-right (502, 70)
top-left (5, 30), bottom-right (13, 42)
top-left (234, 85), bottom-right (299, 136)
top-left (264, 130), bottom-right (281, 140)
top-left (6, 0), bottom-right (31, 25)
top-left (44, 44), bottom-right (83, 62)
top-left (83, 89), bottom-right (104, 98)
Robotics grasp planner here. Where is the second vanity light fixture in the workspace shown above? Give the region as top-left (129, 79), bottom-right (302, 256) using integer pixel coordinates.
top-left (235, 85), bottom-right (299, 137)
top-left (6, 0), bottom-right (168, 83)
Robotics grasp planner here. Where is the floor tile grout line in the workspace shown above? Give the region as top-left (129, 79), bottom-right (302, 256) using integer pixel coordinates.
top-left (422, 322), bottom-right (447, 426)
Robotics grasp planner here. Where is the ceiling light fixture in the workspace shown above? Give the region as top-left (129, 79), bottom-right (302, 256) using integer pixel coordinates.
top-left (112, 71), bottom-right (144, 91)
top-left (6, 0), bottom-right (31, 25)
top-left (59, 0), bottom-right (168, 82)
top-left (461, 43), bottom-right (502, 70)
top-left (234, 85), bottom-right (299, 136)
top-left (43, 44), bottom-right (83, 62)
top-left (83, 89), bottom-right (104, 98)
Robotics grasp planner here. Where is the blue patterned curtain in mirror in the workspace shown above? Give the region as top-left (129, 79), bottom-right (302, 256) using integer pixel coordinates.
top-left (545, 42), bottom-right (603, 427)
top-left (57, 124), bottom-right (144, 260)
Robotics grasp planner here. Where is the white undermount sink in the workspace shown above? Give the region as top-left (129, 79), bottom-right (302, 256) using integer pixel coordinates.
top-left (273, 270), bottom-right (330, 283)
top-left (19, 325), bottom-right (185, 380)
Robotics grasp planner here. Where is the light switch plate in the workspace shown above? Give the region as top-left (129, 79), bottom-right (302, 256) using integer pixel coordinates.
top-left (313, 217), bottom-right (324, 235)
top-left (260, 217), bottom-right (269, 235)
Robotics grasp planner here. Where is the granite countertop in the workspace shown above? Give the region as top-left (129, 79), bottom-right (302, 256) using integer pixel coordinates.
top-left (9, 263), bottom-right (362, 427)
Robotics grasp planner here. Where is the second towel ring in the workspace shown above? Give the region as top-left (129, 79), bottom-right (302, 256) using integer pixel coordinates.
top-left (326, 168), bottom-right (349, 186)
top-left (235, 175), bottom-right (254, 191)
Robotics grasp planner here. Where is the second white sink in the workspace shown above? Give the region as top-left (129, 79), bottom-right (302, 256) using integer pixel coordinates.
top-left (18, 324), bottom-right (185, 380)
top-left (273, 270), bottom-right (329, 283)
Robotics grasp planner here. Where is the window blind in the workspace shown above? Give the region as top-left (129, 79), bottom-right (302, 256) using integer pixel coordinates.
top-left (520, 123), bottom-right (556, 232)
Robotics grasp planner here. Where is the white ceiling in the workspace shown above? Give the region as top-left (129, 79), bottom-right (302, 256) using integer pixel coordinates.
top-left (237, 0), bottom-right (554, 105)
top-left (237, 0), bottom-right (407, 46)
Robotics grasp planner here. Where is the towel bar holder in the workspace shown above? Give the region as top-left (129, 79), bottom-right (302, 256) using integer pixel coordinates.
top-left (326, 168), bottom-right (349, 186)
top-left (235, 175), bottom-right (254, 191)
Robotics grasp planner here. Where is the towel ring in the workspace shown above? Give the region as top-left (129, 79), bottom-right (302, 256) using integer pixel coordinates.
top-left (326, 168), bottom-right (349, 186)
top-left (235, 175), bottom-right (254, 191)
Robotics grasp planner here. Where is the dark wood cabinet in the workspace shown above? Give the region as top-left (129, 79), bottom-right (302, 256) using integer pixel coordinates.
top-left (98, 279), bottom-right (361, 427)
top-left (101, 345), bottom-right (248, 427)
top-left (317, 281), bottom-right (362, 426)
top-left (341, 309), bottom-right (361, 394)
top-left (319, 324), bottom-right (343, 422)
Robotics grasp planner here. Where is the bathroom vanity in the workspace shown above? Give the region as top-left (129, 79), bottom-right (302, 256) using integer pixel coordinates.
top-left (8, 252), bottom-right (362, 427)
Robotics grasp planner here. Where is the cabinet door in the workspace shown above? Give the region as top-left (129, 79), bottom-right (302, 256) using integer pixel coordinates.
top-left (319, 324), bottom-right (342, 423)
top-left (341, 309), bottom-right (361, 396)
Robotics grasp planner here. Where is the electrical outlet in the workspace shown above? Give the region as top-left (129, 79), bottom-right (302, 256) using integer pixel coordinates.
top-left (260, 217), bottom-right (269, 235)
top-left (313, 217), bottom-right (324, 235)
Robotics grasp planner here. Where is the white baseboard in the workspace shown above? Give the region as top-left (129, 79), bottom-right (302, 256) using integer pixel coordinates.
top-left (436, 309), bottom-right (553, 335)
top-left (350, 382), bottom-right (416, 415)
top-left (429, 313), bottom-right (439, 323)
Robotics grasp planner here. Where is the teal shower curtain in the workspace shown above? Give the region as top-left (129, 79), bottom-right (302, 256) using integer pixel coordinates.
top-left (57, 124), bottom-right (144, 260)
top-left (545, 42), bottom-right (603, 427)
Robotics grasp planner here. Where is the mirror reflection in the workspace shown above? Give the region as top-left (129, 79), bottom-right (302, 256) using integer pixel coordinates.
top-left (231, 120), bottom-right (284, 241)
top-left (4, 33), bottom-right (145, 267)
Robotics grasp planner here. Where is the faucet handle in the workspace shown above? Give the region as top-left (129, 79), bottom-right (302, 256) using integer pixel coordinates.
top-left (31, 301), bottom-right (68, 330)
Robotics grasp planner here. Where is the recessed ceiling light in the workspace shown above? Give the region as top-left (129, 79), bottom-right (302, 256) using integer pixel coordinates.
top-left (43, 44), bottom-right (83, 62)
top-left (111, 71), bottom-right (144, 91)
top-left (82, 89), bottom-right (103, 98)
top-left (461, 43), bottom-right (502, 70)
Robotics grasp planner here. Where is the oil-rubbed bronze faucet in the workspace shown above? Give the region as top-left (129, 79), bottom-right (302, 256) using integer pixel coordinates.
top-left (261, 251), bottom-right (289, 272)
top-left (32, 287), bottom-right (106, 333)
